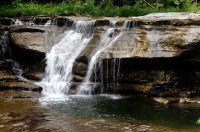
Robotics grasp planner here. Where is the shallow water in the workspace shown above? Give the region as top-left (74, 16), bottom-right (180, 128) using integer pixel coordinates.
top-left (40, 94), bottom-right (200, 131)
top-left (0, 91), bottom-right (200, 132)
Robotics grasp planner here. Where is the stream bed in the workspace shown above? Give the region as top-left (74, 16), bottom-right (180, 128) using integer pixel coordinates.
top-left (0, 91), bottom-right (200, 132)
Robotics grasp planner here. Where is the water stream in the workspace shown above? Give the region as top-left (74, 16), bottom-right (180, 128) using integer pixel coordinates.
top-left (38, 21), bottom-right (95, 99)
top-left (77, 27), bottom-right (120, 94)
top-left (77, 20), bottom-right (136, 95)
top-left (0, 31), bottom-right (10, 59)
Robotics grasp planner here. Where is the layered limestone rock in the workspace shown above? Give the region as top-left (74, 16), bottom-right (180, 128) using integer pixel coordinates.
top-left (0, 61), bottom-right (41, 91)
top-left (9, 26), bottom-right (46, 53)
top-left (9, 25), bottom-right (67, 54)
top-left (5, 13), bottom-right (200, 60)
top-left (102, 13), bottom-right (200, 59)
top-left (0, 13), bottom-right (199, 96)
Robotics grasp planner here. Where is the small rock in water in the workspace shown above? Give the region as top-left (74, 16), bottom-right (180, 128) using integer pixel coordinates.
top-left (179, 98), bottom-right (186, 103)
top-left (136, 125), bottom-right (151, 131)
top-left (0, 125), bottom-right (4, 128)
top-left (185, 98), bottom-right (200, 103)
top-left (153, 97), bottom-right (169, 104)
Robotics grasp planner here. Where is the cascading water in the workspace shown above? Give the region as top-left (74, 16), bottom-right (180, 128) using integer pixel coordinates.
top-left (77, 21), bottom-right (132, 95)
top-left (12, 18), bottom-right (53, 26)
top-left (0, 31), bottom-right (26, 80)
top-left (110, 58), bottom-right (121, 92)
top-left (13, 19), bottom-right (23, 25)
top-left (44, 20), bottom-right (52, 26)
top-left (0, 31), bottom-right (10, 58)
top-left (38, 20), bottom-right (95, 98)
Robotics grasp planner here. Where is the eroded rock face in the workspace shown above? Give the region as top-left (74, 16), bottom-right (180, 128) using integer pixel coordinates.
top-left (101, 56), bottom-right (200, 97)
top-left (0, 13), bottom-right (200, 96)
top-left (6, 13), bottom-right (200, 61)
top-left (0, 60), bottom-right (42, 92)
top-left (102, 13), bottom-right (200, 59)
top-left (9, 25), bottom-right (67, 53)
top-left (10, 26), bottom-right (45, 53)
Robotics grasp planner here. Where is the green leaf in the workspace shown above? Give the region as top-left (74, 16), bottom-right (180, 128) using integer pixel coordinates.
top-left (196, 118), bottom-right (200, 125)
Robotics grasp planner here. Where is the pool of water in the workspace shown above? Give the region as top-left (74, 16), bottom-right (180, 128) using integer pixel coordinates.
top-left (39, 94), bottom-right (200, 130)
top-left (1, 91), bottom-right (200, 131)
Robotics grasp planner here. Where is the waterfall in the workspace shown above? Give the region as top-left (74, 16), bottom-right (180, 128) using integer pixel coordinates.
top-left (77, 20), bottom-right (135, 95)
top-left (0, 31), bottom-right (10, 59)
top-left (13, 19), bottom-right (23, 25)
top-left (38, 20), bottom-right (95, 98)
top-left (12, 18), bottom-right (54, 26)
top-left (77, 21), bottom-right (128, 94)
top-left (111, 58), bottom-right (120, 92)
top-left (44, 20), bottom-right (51, 26)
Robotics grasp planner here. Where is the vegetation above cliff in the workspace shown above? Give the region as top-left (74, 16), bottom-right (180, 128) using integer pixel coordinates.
top-left (0, 0), bottom-right (200, 17)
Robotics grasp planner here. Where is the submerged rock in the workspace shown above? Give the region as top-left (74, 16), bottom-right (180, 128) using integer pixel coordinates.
top-left (153, 97), bottom-right (200, 104)
top-left (153, 97), bottom-right (180, 104)
top-left (184, 98), bottom-right (200, 103)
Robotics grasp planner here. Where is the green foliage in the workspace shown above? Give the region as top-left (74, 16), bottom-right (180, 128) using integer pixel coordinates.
top-left (196, 118), bottom-right (200, 125)
top-left (0, 0), bottom-right (200, 17)
top-left (118, 6), bottom-right (132, 17)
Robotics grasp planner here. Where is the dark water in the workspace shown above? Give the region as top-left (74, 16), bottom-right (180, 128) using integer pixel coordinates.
top-left (40, 94), bottom-right (200, 130)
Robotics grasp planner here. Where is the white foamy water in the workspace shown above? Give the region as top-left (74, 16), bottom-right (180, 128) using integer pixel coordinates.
top-left (77, 29), bottom-right (124, 94)
top-left (99, 94), bottom-right (123, 100)
top-left (77, 21), bottom-right (135, 95)
top-left (45, 20), bottom-right (52, 26)
top-left (38, 21), bottom-right (95, 99)
top-left (13, 19), bottom-right (23, 25)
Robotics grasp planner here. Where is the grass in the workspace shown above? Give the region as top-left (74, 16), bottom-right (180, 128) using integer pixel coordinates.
top-left (0, 1), bottom-right (200, 17)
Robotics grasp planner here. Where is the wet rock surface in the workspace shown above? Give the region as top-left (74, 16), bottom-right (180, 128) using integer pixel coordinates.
top-left (0, 81), bottom-right (42, 91)
top-left (2, 13), bottom-right (200, 60)
top-left (0, 70), bottom-right (41, 91)
top-left (0, 13), bottom-right (200, 96)
top-left (0, 59), bottom-right (42, 92)
top-left (153, 97), bottom-right (200, 104)
top-left (24, 70), bottom-right (45, 81)
top-left (99, 55), bottom-right (200, 97)
top-left (10, 27), bottom-right (45, 53)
